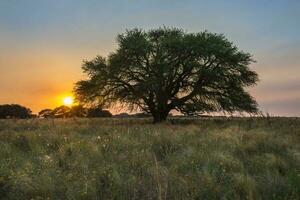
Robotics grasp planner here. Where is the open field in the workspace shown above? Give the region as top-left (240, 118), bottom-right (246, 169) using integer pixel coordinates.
top-left (0, 118), bottom-right (299, 199)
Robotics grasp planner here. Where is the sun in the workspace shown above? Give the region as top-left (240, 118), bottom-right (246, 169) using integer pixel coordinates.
top-left (63, 96), bottom-right (74, 107)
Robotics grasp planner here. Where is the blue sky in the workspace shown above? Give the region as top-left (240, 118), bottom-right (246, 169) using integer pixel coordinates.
top-left (0, 0), bottom-right (299, 115)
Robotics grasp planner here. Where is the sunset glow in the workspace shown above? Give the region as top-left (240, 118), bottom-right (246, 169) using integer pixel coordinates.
top-left (0, 1), bottom-right (299, 116)
top-left (63, 96), bottom-right (74, 107)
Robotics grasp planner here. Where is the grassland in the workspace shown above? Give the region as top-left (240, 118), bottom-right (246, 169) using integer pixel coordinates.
top-left (0, 117), bottom-right (299, 199)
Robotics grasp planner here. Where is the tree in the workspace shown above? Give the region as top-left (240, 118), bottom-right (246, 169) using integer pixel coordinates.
top-left (38, 109), bottom-right (54, 118)
top-left (70, 105), bottom-right (87, 117)
top-left (0, 104), bottom-right (32, 119)
top-left (86, 107), bottom-right (112, 118)
top-left (50, 106), bottom-right (71, 118)
top-left (39, 105), bottom-right (88, 118)
top-left (74, 27), bottom-right (259, 123)
top-left (114, 113), bottom-right (130, 118)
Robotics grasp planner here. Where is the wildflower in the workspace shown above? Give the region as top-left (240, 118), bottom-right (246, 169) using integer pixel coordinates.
top-left (44, 155), bottom-right (52, 162)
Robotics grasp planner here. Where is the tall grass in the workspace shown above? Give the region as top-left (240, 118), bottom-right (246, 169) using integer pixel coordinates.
top-left (0, 117), bottom-right (299, 199)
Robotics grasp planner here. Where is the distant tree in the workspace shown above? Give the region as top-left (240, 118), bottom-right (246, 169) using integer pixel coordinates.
top-left (39, 106), bottom-right (87, 118)
top-left (30, 114), bottom-right (38, 118)
top-left (74, 27), bottom-right (259, 123)
top-left (86, 107), bottom-right (112, 118)
top-left (52, 106), bottom-right (71, 118)
top-left (113, 113), bottom-right (130, 118)
top-left (38, 109), bottom-right (54, 118)
top-left (131, 112), bottom-right (152, 118)
top-left (0, 104), bottom-right (32, 119)
top-left (70, 105), bottom-right (87, 117)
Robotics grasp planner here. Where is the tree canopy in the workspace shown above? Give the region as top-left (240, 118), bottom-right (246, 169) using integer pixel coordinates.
top-left (0, 104), bottom-right (32, 119)
top-left (74, 27), bottom-right (259, 123)
top-left (38, 105), bottom-right (112, 118)
top-left (86, 107), bottom-right (112, 118)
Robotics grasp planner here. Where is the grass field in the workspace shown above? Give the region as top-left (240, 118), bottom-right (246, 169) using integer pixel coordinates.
top-left (0, 117), bottom-right (299, 199)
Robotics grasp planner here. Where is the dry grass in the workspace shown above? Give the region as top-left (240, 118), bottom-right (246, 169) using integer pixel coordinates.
top-left (0, 117), bottom-right (299, 199)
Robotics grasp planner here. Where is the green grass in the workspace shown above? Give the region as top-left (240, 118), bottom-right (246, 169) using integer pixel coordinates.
top-left (0, 117), bottom-right (299, 199)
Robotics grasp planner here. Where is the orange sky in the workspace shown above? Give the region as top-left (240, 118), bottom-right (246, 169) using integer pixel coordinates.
top-left (1, 44), bottom-right (299, 115)
top-left (0, 49), bottom-right (92, 112)
top-left (0, 0), bottom-right (299, 116)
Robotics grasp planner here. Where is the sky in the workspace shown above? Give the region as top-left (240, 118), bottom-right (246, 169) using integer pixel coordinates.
top-left (0, 0), bottom-right (299, 116)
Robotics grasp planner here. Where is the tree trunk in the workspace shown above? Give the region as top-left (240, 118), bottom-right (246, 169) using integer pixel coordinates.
top-left (152, 110), bottom-right (169, 124)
